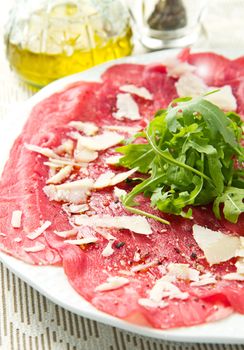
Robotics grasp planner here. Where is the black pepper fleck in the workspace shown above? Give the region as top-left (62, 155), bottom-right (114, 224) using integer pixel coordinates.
top-left (190, 252), bottom-right (197, 260)
top-left (115, 242), bottom-right (125, 249)
top-left (174, 247), bottom-right (181, 254)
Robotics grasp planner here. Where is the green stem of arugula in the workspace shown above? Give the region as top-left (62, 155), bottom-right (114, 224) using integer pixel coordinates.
top-left (146, 130), bottom-right (213, 183)
top-left (123, 204), bottom-right (170, 225)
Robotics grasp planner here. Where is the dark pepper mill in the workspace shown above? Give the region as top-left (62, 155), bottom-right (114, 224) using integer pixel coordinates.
top-left (148, 0), bottom-right (187, 31)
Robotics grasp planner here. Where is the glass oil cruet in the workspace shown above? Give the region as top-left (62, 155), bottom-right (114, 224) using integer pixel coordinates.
top-left (5, 0), bottom-right (133, 87)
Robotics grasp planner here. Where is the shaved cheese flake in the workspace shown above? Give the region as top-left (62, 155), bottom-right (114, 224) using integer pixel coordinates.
top-left (74, 132), bottom-right (124, 151)
top-left (13, 237), bottom-right (22, 243)
top-left (102, 240), bottom-right (115, 257)
top-left (104, 125), bottom-right (142, 134)
top-left (114, 187), bottom-right (127, 199)
top-left (74, 148), bottom-right (98, 163)
top-left (193, 224), bottom-right (240, 265)
top-left (64, 237), bottom-right (98, 245)
top-left (131, 260), bottom-right (158, 273)
top-left (205, 85), bottom-right (237, 111)
top-left (120, 84), bottom-right (153, 100)
top-left (167, 263), bottom-right (200, 282)
top-left (94, 168), bottom-right (137, 189)
top-left (164, 57), bottom-right (195, 78)
top-left (95, 229), bottom-right (116, 241)
top-left (69, 121), bottom-right (98, 136)
top-left (223, 273), bottom-right (244, 281)
top-left (235, 248), bottom-right (244, 258)
top-left (176, 73), bottom-right (206, 98)
top-left (46, 165), bottom-right (73, 184)
top-left (0, 232), bottom-right (6, 237)
top-left (95, 276), bottom-right (129, 292)
top-left (27, 221), bottom-right (52, 240)
top-left (105, 155), bottom-right (122, 165)
top-left (48, 157), bottom-right (86, 168)
top-left (190, 273), bottom-right (217, 286)
top-left (25, 144), bottom-right (59, 159)
top-left (113, 93), bottom-right (142, 121)
top-left (11, 210), bottom-right (22, 228)
top-left (133, 251), bottom-right (141, 262)
top-left (149, 279), bottom-right (189, 302)
top-left (110, 168), bottom-right (137, 186)
top-left (62, 203), bottom-right (89, 214)
top-left (176, 74), bottom-right (237, 111)
top-left (94, 172), bottom-right (115, 189)
top-left (55, 139), bottom-right (74, 155)
top-left (138, 298), bottom-right (168, 309)
top-left (74, 215), bottom-right (152, 235)
top-left (54, 229), bottom-right (78, 238)
top-left (44, 178), bottom-right (94, 204)
top-left (236, 260), bottom-right (244, 274)
top-left (24, 243), bottom-right (45, 253)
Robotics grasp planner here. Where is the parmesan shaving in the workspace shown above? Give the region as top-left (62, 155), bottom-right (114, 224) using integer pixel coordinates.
top-left (13, 237), bottom-right (22, 243)
top-left (138, 298), bottom-right (168, 309)
top-left (74, 148), bottom-right (98, 163)
top-left (167, 263), bottom-right (200, 282)
top-left (149, 279), bottom-right (189, 302)
top-left (94, 168), bottom-right (137, 189)
top-left (190, 273), bottom-right (217, 286)
top-left (223, 273), bottom-right (244, 281)
top-left (104, 125), bottom-right (142, 134)
top-left (105, 155), bottom-right (122, 165)
top-left (46, 165), bottom-right (73, 184)
top-left (44, 178), bottom-right (94, 204)
top-left (205, 85), bottom-right (237, 111)
top-left (94, 172), bottom-right (115, 189)
top-left (11, 210), bottom-right (22, 228)
top-left (24, 243), bottom-right (45, 253)
top-left (95, 276), bottom-right (129, 292)
top-left (53, 229), bottom-right (78, 238)
top-left (95, 229), bottom-right (116, 241)
top-left (27, 221), bottom-right (52, 240)
top-left (55, 140), bottom-right (74, 156)
top-left (131, 260), bottom-right (158, 273)
top-left (113, 93), bottom-right (142, 120)
top-left (236, 260), bottom-right (244, 274)
top-left (48, 158), bottom-right (86, 168)
top-left (176, 74), bottom-right (237, 111)
top-left (119, 84), bottom-right (153, 100)
top-left (73, 132), bottom-right (124, 151)
top-left (102, 240), bottom-right (115, 257)
top-left (235, 248), bottom-right (244, 258)
top-left (62, 203), bottom-right (89, 214)
top-left (25, 144), bottom-right (59, 159)
top-left (74, 215), bottom-right (152, 235)
top-left (110, 168), bottom-right (137, 186)
top-left (69, 121), bottom-right (99, 136)
top-left (193, 224), bottom-right (240, 265)
top-left (64, 237), bottom-right (98, 245)
top-left (0, 232), bottom-right (6, 237)
top-left (164, 58), bottom-right (195, 78)
top-left (113, 187), bottom-right (127, 199)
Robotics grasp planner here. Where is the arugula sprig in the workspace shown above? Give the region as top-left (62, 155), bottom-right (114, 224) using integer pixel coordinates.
top-left (117, 95), bottom-right (244, 224)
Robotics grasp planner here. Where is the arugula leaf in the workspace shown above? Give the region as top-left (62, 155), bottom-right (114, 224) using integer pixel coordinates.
top-left (213, 187), bottom-right (244, 223)
top-left (165, 97), bottom-right (238, 149)
top-left (117, 95), bottom-right (244, 223)
top-left (117, 144), bottom-right (154, 173)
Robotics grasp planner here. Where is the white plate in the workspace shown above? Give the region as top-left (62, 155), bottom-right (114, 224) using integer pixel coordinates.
top-left (0, 49), bottom-right (243, 344)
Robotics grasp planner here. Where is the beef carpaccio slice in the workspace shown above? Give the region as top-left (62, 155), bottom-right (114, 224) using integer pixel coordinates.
top-left (0, 51), bottom-right (243, 329)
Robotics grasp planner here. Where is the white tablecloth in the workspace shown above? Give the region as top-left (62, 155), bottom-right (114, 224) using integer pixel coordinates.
top-left (0, 1), bottom-right (244, 349)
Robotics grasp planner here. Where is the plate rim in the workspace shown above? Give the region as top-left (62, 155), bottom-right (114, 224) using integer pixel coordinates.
top-left (0, 48), bottom-right (244, 344)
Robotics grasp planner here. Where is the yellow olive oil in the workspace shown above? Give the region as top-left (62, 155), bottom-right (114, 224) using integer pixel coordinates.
top-left (7, 27), bottom-right (133, 88)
